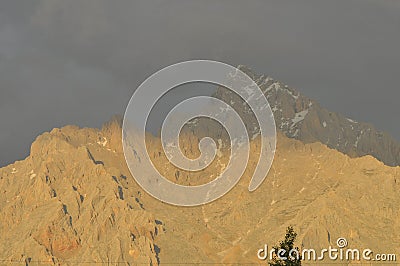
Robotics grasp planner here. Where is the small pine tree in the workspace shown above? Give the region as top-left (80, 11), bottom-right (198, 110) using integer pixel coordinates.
top-left (269, 226), bottom-right (302, 266)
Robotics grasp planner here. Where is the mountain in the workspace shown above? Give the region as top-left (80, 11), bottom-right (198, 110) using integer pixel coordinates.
top-left (214, 66), bottom-right (400, 166)
top-left (0, 119), bottom-right (162, 265)
top-left (0, 118), bottom-right (399, 265)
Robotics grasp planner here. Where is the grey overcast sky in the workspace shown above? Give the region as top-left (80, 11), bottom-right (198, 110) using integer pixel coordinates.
top-left (0, 0), bottom-right (399, 167)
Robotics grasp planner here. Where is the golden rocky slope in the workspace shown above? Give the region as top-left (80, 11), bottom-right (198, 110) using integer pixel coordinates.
top-left (0, 118), bottom-right (399, 265)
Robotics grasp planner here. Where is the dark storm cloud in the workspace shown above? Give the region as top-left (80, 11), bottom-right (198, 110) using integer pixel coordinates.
top-left (0, 0), bottom-right (399, 166)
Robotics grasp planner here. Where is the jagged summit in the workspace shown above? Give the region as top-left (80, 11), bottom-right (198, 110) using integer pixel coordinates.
top-left (215, 67), bottom-right (400, 166)
top-left (0, 68), bottom-right (399, 264)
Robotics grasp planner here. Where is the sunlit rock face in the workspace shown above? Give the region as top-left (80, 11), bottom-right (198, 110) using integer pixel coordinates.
top-left (0, 116), bottom-right (399, 265)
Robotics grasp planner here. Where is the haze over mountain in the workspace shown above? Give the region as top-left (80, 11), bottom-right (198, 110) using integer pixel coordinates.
top-left (0, 117), bottom-right (399, 265)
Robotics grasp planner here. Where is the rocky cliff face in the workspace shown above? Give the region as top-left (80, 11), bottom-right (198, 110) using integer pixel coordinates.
top-left (0, 118), bottom-right (399, 265)
top-left (215, 66), bottom-right (400, 166)
top-left (0, 119), bottom-right (163, 265)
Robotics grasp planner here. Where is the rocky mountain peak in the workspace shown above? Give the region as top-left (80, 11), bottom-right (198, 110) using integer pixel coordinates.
top-left (215, 67), bottom-right (400, 166)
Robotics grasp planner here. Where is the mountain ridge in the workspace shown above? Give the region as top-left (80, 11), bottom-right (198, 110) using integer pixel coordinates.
top-left (0, 118), bottom-right (399, 265)
top-left (214, 65), bottom-right (400, 166)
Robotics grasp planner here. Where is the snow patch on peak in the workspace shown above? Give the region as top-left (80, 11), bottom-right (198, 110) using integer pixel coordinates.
top-left (292, 110), bottom-right (309, 125)
top-left (267, 82), bottom-right (299, 100)
top-left (347, 118), bottom-right (357, 123)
